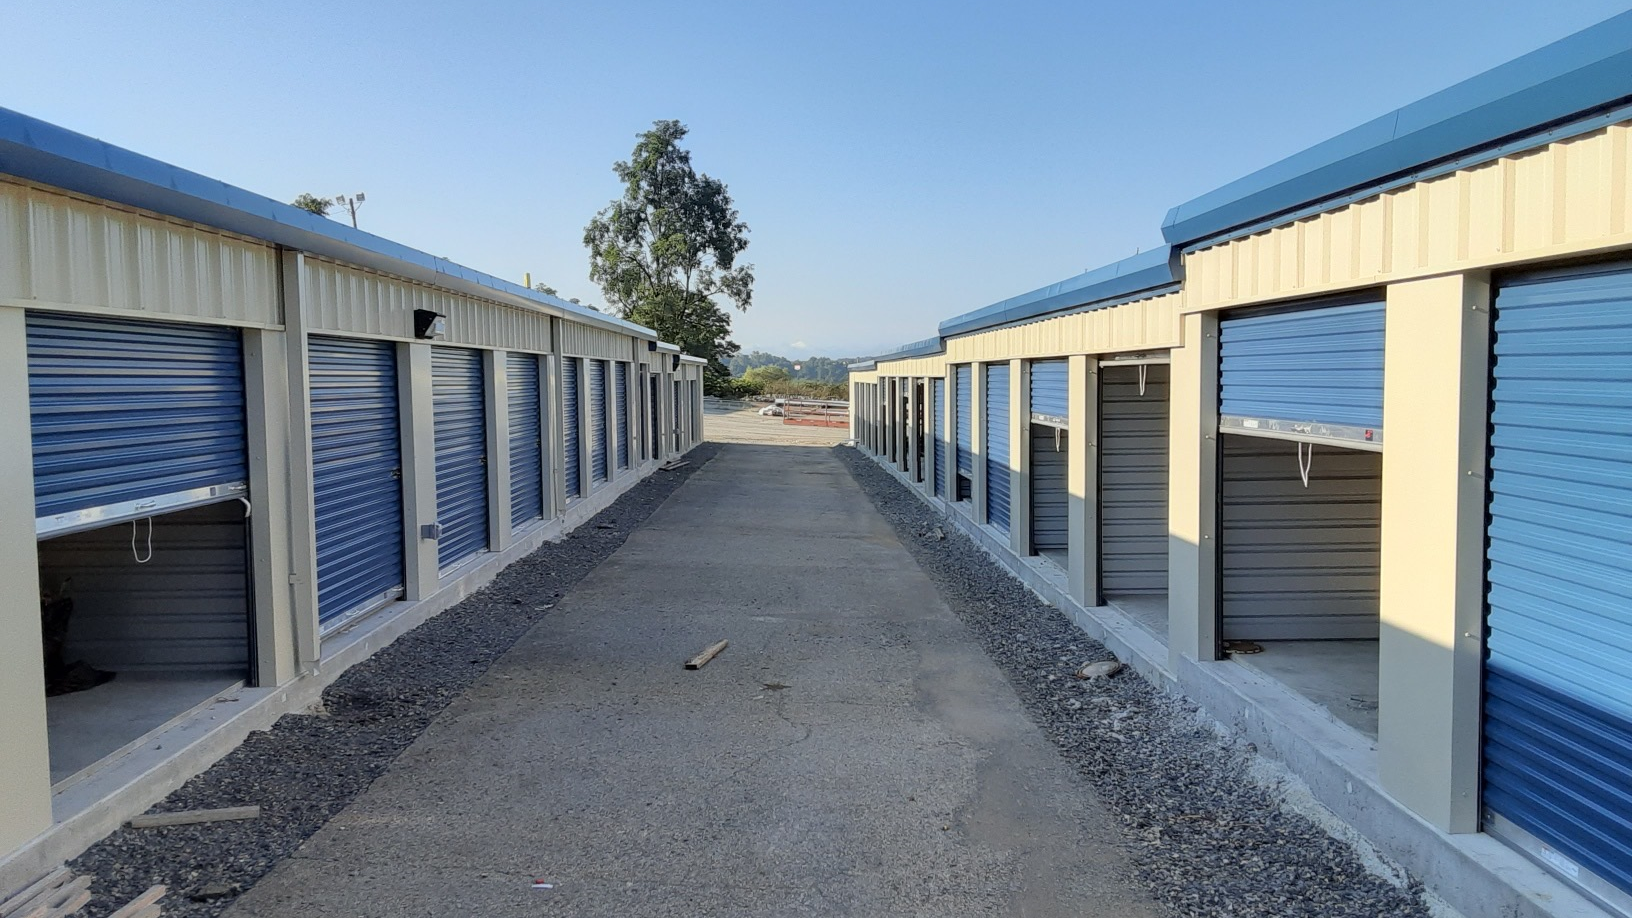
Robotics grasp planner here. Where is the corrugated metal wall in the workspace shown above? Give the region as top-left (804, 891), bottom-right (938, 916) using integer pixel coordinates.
top-left (559, 321), bottom-right (632, 360)
top-left (42, 501), bottom-right (249, 672)
top-left (309, 336), bottom-right (405, 626)
top-left (303, 257), bottom-right (553, 352)
top-left (1220, 436), bottom-right (1380, 640)
top-left (941, 291), bottom-right (1182, 361)
top-left (507, 351), bottom-right (543, 526)
top-left (28, 313), bottom-right (248, 537)
top-left (431, 347), bottom-right (489, 570)
top-left (1030, 424), bottom-right (1068, 552)
top-left (1220, 298), bottom-right (1386, 429)
top-left (985, 364), bottom-right (1010, 532)
top-left (0, 180), bottom-right (280, 328)
top-left (1483, 260), bottom-right (1632, 899)
top-left (1100, 364), bottom-right (1170, 596)
top-left (1184, 121), bottom-right (1632, 311)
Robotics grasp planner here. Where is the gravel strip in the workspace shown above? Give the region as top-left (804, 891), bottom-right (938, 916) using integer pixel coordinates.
top-left (835, 445), bottom-right (1432, 918)
top-left (69, 445), bottom-right (718, 918)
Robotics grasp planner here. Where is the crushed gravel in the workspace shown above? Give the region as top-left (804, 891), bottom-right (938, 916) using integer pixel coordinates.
top-left (834, 445), bottom-right (1433, 918)
top-left (69, 445), bottom-right (718, 918)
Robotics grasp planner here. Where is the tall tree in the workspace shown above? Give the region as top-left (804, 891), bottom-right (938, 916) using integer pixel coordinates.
top-left (584, 120), bottom-right (753, 382)
top-left (291, 193), bottom-right (333, 216)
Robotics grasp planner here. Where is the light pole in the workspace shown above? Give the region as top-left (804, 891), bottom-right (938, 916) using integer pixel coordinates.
top-left (335, 192), bottom-right (366, 228)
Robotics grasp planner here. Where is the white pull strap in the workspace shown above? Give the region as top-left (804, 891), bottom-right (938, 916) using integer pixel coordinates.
top-left (1297, 442), bottom-right (1313, 489)
top-left (131, 517), bottom-right (154, 564)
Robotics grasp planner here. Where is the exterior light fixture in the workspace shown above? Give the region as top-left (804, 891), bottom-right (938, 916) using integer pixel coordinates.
top-left (414, 309), bottom-right (447, 340)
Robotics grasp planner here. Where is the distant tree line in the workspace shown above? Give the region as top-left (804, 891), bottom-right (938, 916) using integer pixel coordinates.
top-left (725, 351), bottom-right (859, 384)
top-left (711, 364), bottom-right (848, 401)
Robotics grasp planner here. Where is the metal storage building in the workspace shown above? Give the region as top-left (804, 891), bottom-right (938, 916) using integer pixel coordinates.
top-left (852, 12), bottom-right (1632, 918)
top-left (0, 106), bottom-right (707, 888)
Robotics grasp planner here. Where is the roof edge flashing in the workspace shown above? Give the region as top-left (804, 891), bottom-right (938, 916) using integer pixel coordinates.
top-left (936, 246), bottom-right (1178, 338)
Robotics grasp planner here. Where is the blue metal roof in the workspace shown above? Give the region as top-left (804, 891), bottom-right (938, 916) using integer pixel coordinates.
top-left (0, 106), bottom-right (657, 340)
top-left (871, 336), bottom-right (946, 361)
top-left (937, 247), bottom-right (1178, 338)
top-left (1162, 10), bottom-right (1632, 248)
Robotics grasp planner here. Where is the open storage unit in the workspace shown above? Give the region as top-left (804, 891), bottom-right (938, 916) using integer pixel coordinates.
top-left (1216, 298), bottom-right (1385, 736)
top-left (28, 313), bottom-right (254, 787)
top-left (1099, 360), bottom-right (1170, 620)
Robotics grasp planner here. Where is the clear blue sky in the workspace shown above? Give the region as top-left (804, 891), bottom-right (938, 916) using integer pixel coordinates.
top-left (4, 1), bottom-right (1626, 357)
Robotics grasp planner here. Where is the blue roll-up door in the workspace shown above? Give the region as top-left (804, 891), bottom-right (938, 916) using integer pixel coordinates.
top-left (562, 358), bottom-right (581, 499)
top-left (588, 360), bottom-right (609, 484)
top-left (955, 366), bottom-right (973, 481)
top-left (507, 352), bottom-right (543, 527)
top-left (1030, 359), bottom-right (1068, 426)
top-left (931, 378), bottom-right (945, 498)
top-left (1219, 297), bottom-right (1385, 447)
top-left (615, 362), bottom-right (630, 470)
top-left (28, 313), bottom-right (248, 538)
top-left (309, 337), bottom-right (405, 627)
top-left (1483, 261), bottom-right (1632, 901)
top-left (985, 363), bottom-right (1010, 533)
top-left (432, 347), bottom-right (488, 570)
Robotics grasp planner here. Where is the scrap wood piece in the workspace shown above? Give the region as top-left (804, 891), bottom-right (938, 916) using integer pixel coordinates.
top-left (107, 886), bottom-right (165, 918)
top-left (16, 877), bottom-right (91, 918)
top-left (127, 806), bottom-right (259, 829)
top-left (659, 459), bottom-right (690, 471)
top-left (684, 639), bottom-right (729, 670)
top-left (0, 869), bottom-right (71, 918)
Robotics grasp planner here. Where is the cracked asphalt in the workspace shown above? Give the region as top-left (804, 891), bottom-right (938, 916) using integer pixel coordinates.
top-left (223, 443), bottom-right (1166, 917)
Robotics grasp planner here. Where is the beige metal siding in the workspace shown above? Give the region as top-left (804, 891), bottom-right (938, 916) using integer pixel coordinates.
top-left (945, 290), bottom-right (1181, 361)
top-left (302, 257), bottom-right (553, 352)
top-left (0, 179), bottom-right (279, 327)
top-left (559, 319), bottom-right (633, 359)
top-left (1185, 120), bottom-right (1632, 311)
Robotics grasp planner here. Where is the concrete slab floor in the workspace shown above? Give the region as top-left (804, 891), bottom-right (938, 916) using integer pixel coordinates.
top-left (225, 444), bottom-right (1163, 918)
top-left (46, 670), bottom-right (242, 784)
top-left (1234, 640), bottom-right (1380, 739)
top-left (1105, 594), bottom-right (1168, 642)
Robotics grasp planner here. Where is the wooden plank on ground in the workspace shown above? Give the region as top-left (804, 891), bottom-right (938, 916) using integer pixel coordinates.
top-left (127, 806), bottom-right (259, 829)
top-left (684, 639), bottom-right (729, 670)
top-left (106, 886), bottom-right (165, 918)
top-left (0, 869), bottom-right (70, 918)
top-left (16, 877), bottom-right (91, 918)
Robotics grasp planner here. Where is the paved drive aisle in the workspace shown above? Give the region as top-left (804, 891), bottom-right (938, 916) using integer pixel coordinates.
top-left (227, 445), bottom-right (1162, 917)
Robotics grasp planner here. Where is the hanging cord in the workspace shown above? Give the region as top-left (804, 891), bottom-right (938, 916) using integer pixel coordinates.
top-left (131, 517), bottom-right (154, 564)
top-left (240, 496), bottom-right (252, 519)
top-left (1297, 442), bottom-right (1314, 489)
top-left (1055, 425), bottom-right (1063, 452)
top-left (1138, 364), bottom-right (1148, 397)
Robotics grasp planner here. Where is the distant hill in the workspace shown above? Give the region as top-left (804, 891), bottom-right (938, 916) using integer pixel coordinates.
top-left (727, 351), bottom-right (861, 383)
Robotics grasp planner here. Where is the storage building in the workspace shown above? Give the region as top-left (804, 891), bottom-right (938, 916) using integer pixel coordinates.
top-left (852, 13), bottom-right (1632, 918)
top-left (0, 107), bottom-right (705, 886)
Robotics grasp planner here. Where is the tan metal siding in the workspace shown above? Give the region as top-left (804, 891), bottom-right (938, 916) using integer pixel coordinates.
top-left (559, 320), bottom-right (633, 359)
top-left (0, 179), bottom-right (279, 327)
top-left (302, 257), bottom-right (553, 352)
top-left (1185, 120), bottom-right (1632, 311)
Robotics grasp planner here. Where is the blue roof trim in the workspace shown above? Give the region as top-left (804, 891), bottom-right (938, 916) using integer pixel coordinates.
top-left (847, 359), bottom-right (876, 372)
top-left (1162, 10), bottom-right (1632, 247)
top-left (937, 247), bottom-right (1177, 338)
top-left (0, 106), bottom-right (655, 339)
top-left (871, 336), bottom-right (945, 361)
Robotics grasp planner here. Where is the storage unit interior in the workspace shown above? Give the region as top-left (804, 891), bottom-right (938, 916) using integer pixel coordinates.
top-left (1098, 362), bottom-right (1170, 638)
top-left (40, 503), bottom-right (251, 786)
top-left (1219, 434), bottom-right (1381, 737)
